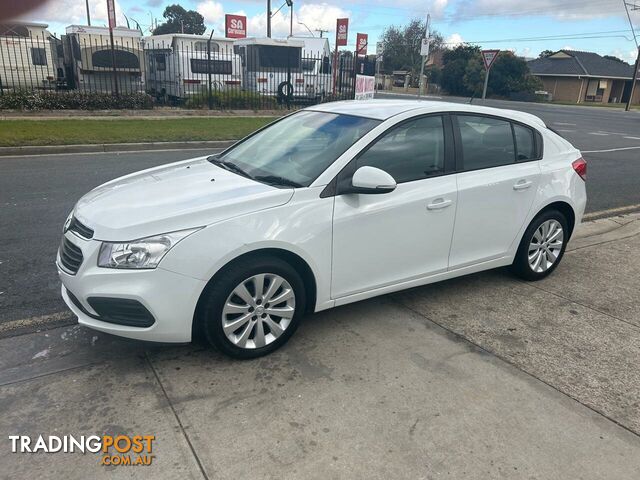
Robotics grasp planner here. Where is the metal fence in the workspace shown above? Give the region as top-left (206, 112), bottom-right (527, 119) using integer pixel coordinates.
top-left (0, 29), bottom-right (371, 110)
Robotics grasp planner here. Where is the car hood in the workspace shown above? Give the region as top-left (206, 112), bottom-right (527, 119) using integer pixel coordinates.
top-left (74, 157), bottom-right (294, 241)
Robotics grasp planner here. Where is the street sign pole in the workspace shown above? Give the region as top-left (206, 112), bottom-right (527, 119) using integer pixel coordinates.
top-left (481, 49), bottom-right (500, 101)
top-left (625, 47), bottom-right (639, 112)
top-left (481, 69), bottom-right (490, 100)
top-left (418, 13), bottom-right (430, 98)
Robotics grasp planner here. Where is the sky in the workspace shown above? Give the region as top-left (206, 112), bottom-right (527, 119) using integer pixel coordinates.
top-left (16, 0), bottom-right (640, 63)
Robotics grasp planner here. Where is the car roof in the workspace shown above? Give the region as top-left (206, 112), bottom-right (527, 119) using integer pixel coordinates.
top-left (308, 100), bottom-right (546, 128)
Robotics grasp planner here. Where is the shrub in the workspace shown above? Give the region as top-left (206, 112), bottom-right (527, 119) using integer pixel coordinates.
top-left (184, 89), bottom-right (279, 110)
top-left (0, 90), bottom-right (154, 110)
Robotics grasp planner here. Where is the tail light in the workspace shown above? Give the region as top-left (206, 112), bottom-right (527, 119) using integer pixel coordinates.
top-left (295, 78), bottom-right (304, 84)
top-left (572, 157), bottom-right (587, 181)
top-left (224, 80), bottom-right (241, 85)
top-left (183, 79), bottom-right (201, 84)
top-left (257, 78), bottom-right (267, 83)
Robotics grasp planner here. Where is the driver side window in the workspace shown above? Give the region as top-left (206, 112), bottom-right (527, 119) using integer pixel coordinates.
top-left (356, 116), bottom-right (445, 183)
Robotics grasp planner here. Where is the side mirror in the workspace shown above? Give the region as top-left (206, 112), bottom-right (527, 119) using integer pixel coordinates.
top-left (349, 166), bottom-right (397, 194)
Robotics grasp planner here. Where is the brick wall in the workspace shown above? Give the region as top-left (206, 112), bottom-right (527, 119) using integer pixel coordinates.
top-left (538, 77), bottom-right (584, 102)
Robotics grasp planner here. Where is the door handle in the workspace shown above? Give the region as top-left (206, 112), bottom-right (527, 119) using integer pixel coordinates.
top-left (427, 198), bottom-right (452, 210)
top-left (513, 180), bottom-right (533, 191)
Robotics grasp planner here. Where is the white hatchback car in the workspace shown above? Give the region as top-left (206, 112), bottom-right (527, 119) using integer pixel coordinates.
top-left (58, 100), bottom-right (587, 358)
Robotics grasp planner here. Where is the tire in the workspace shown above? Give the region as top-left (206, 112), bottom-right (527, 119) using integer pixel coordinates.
top-left (511, 209), bottom-right (569, 281)
top-left (199, 256), bottom-right (306, 359)
top-left (277, 81), bottom-right (294, 103)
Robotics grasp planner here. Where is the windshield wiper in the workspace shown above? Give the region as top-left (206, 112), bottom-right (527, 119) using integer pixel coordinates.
top-left (207, 156), bottom-right (251, 179)
top-left (252, 175), bottom-right (302, 188)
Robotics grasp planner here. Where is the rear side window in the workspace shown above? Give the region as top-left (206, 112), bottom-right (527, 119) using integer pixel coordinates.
top-left (513, 124), bottom-right (535, 161)
top-left (357, 116), bottom-right (446, 183)
top-left (457, 115), bottom-right (515, 170)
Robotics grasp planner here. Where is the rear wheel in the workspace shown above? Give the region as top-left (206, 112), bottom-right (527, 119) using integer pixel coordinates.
top-left (511, 210), bottom-right (569, 281)
top-left (199, 256), bottom-right (306, 359)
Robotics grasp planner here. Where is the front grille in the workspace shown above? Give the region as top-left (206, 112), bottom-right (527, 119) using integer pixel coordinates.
top-left (58, 237), bottom-right (83, 274)
top-left (68, 217), bottom-right (94, 239)
top-left (87, 297), bottom-right (156, 328)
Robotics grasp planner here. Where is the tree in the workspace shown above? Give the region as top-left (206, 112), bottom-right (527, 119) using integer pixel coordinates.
top-left (153, 5), bottom-right (206, 35)
top-left (539, 50), bottom-right (554, 58)
top-left (603, 55), bottom-right (626, 64)
top-left (381, 19), bottom-right (443, 82)
top-left (488, 52), bottom-right (540, 96)
top-left (440, 44), bottom-right (481, 96)
top-left (441, 47), bottom-right (541, 98)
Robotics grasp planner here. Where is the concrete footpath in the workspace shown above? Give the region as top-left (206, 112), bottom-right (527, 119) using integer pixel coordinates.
top-left (1, 215), bottom-right (639, 479)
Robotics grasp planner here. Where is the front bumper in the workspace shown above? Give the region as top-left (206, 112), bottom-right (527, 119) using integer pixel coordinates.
top-left (57, 231), bottom-right (206, 343)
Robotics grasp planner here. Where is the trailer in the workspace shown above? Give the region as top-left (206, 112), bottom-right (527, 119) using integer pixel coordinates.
top-left (62, 25), bottom-right (145, 93)
top-left (0, 22), bottom-right (62, 91)
top-left (293, 36), bottom-right (333, 101)
top-left (143, 34), bottom-right (240, 100)
top-left (233, 37), bottom-right (306, 101)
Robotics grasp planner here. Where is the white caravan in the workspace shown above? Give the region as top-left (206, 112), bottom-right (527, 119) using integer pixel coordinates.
top-left (0, 22), bottom-right (61, 91)
top-left (63, 25), bottom-right (145, 93)
top-left (233, 37), bottom-right (306, 100)
top-left (293, 36), bottom-right (333, 100)
top-left (143, 34), bottom-right (240, 99)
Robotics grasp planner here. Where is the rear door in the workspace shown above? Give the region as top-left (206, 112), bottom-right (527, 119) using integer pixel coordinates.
top-left (449, 114), bottom-right (541, 268)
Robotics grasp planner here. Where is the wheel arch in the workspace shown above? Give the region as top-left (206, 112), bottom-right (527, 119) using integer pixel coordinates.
top-left (535, 200), bottom-right (576, 239)
top-left (192, 248), bottom-right (318, 338)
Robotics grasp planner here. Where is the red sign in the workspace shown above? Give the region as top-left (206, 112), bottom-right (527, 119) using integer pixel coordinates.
top-left (336, 18), bottom-right (349, 47)
top-left (106, 0), bottom-right (116, 30)
top-left (356, 33), bottom-right (368, 56)
top-left (225, 14), bottom-right (247, 39)
top-left (481, 49), bottom-right (500, 70)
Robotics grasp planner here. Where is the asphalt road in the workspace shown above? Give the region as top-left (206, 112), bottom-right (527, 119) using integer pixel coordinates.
top-left (1, 100), bottom-right (639, 330)
top-left (0, 148), bottom-right (217, 330)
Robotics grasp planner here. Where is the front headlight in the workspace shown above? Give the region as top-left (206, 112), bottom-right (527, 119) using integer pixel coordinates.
top-left (98, 228), bottom-right (200, 269)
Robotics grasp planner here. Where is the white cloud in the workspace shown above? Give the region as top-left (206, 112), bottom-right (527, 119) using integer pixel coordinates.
top-left (453, 0), bottom-right (630, 21)
top-left (445, 32), bottom-right (464, 46)
top-left (247, 3), bottom-right (351, 38)
top-left (608, 48), bottom-right (637, 64)
top-left (197, 1), bottom-right (225, 24)
top-left (19, 0), bottom-right (127, 28)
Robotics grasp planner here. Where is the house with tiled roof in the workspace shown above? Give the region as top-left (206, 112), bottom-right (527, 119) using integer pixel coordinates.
top-left (527, 50), bottom-right (639, 105)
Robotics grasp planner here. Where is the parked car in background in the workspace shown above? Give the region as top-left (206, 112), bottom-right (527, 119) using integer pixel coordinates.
top-left (57, 100), bottom-right (587, 359)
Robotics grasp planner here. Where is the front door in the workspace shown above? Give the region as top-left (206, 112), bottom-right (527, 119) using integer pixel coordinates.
top-left (331, 115), bottom-right (457, 298)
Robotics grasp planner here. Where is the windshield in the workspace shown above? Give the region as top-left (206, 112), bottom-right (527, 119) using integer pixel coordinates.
top-left (215, 111), bottom-right (381, 187)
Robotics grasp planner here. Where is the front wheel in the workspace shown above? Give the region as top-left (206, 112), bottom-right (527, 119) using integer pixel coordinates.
top-left (511, 210), bottom-right (569, 281)
top-left (199, 256), bottom-right (306, 359)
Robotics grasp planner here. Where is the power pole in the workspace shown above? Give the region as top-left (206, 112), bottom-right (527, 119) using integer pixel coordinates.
top-left (623, 1), bottom-right (639, 110)
top-left (418, 14), bottom-right (431, 97)
top-left (315, 29), bottom-right (329, 38)
top-left (267, 0), bottom-right (272, 37)
top-left (85, 0), bottom-right (91, 25)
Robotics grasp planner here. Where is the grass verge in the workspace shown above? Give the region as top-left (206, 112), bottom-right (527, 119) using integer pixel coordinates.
top-left (0, 117), bottom-right (276, 147)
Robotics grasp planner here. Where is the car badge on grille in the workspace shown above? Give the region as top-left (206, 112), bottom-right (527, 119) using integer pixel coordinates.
top-left (63, 216), bottom-right (72, 233)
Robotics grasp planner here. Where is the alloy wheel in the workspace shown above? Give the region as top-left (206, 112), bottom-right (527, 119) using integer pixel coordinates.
top-left (527, 219), bottom-right (564, 273)
top-left (222, 273), bottom-right (296, 349)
